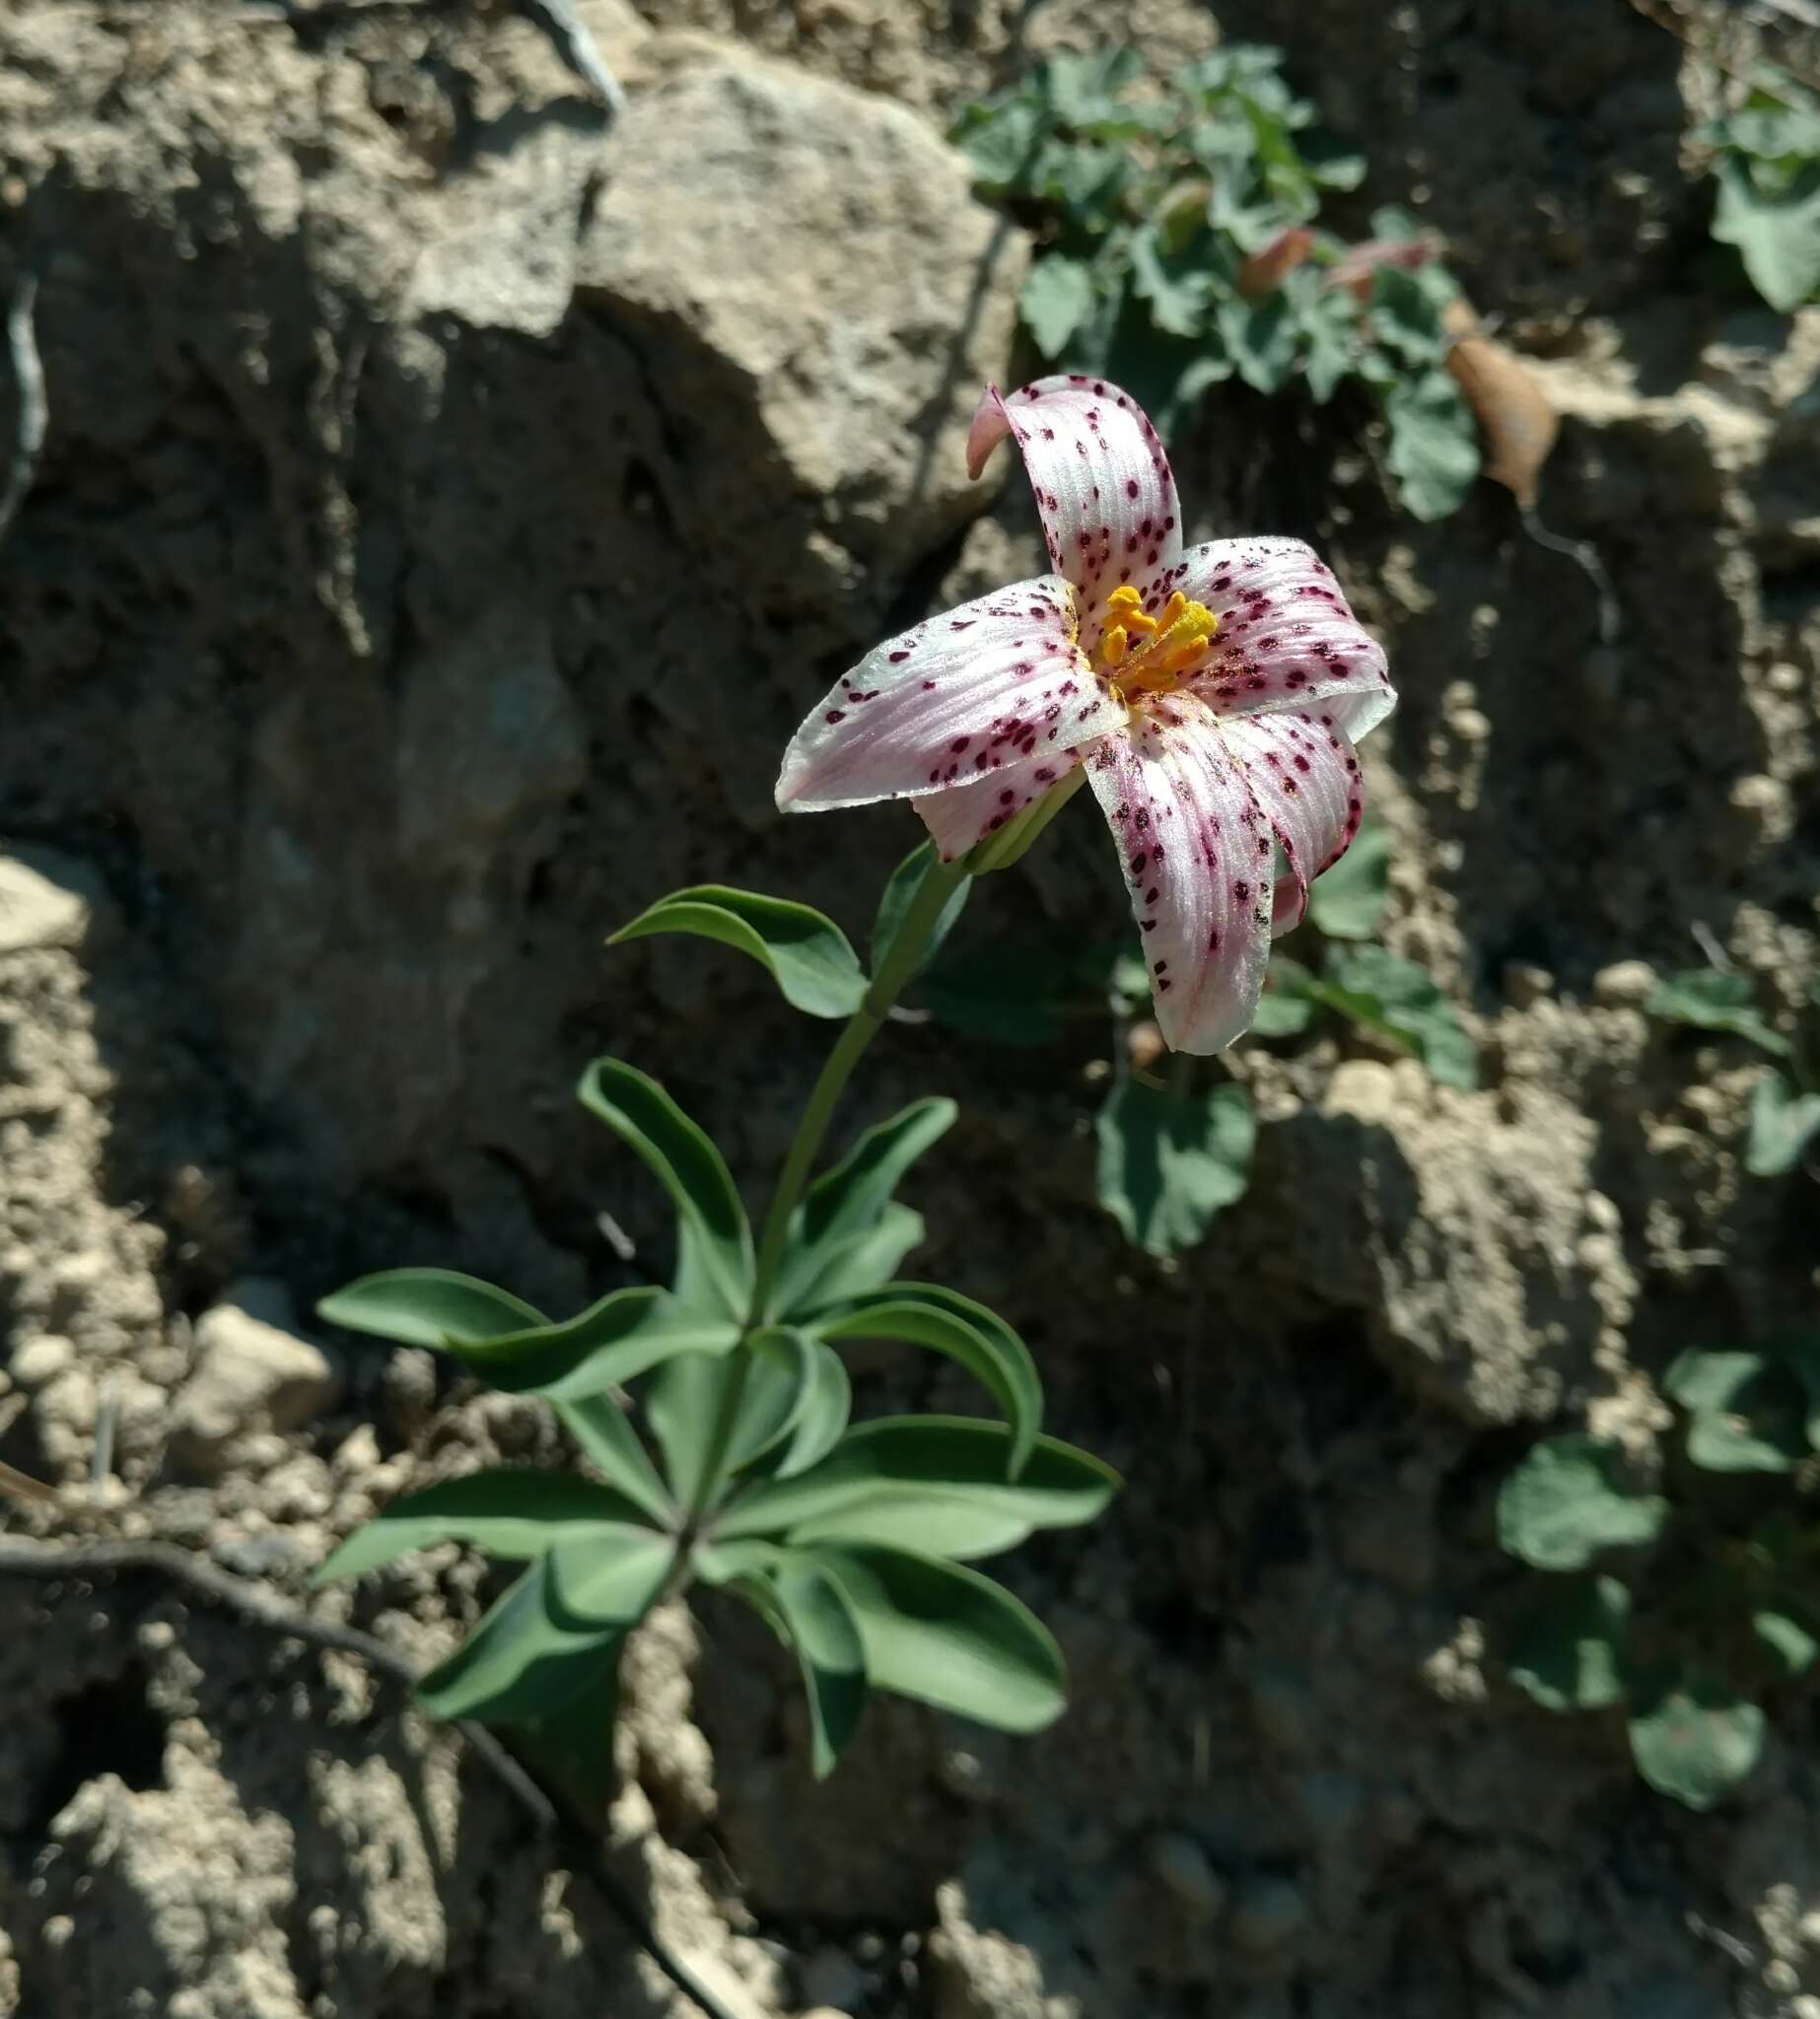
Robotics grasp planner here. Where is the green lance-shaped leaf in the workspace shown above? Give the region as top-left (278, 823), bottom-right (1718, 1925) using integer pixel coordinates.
top-left (1645, 969), bottom-right (1790, 1058)
top-left (1664, 1348), bottom-right (1807, 1474)
top-left (1627, 1669), bottom-right (1765, 1811)
top-left (716, 1417), bottom-right (1119, 1562)
top-left (1746, 1072), bottom-right (1820, 1178)
top-left (1496, 1432), bottom-right (1667, 1571)
top-left (316, 1269), bottom-right (547, 1349)
top-left (513, 1661), bottom-right (621, 1826)
top-left (544, 1525), bottom-right (676, 1629)
top-left (814, 1286), bottom-right (1042, 1474)
top-left (775, 1205), bottom-right (929, 1321)
top-left (872, 843), bottom-right (972, 985)
top-left (1306, 820), bottom-right (1390, 942)
top-left (447, 1286), bottom-right (740, 1399)
top-left (609, 885), bottom-right (868, 1019)
top-left (553, 1394), bottom-right (674, 1526)
top-left (1505, 1572), bottom-right (1632, 1712)
top-left (1095, 1077), bottom-right (1254, 1258)
top-left (775, 1343), bottom-right (853, 1482)
top-left (728, 1552), bottom-right (870, 1779)
top-left (577, 1059), bottom-right (754, 1320)
top-left (773, 1097), bottom-right (957, 1318)
top-left (810, 1543), bottom-right (1068, 1734)
top-left (416, 1557), bottom-right (624, 1724)
top-left (647, 1352), bottom-right (744, 1508)
top-left (315, 1471), bottom-right (659, 1586)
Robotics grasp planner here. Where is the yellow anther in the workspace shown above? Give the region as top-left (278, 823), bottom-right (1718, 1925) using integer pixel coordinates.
top-left (1106, 585), bottom-right (1145, 614)
top-left (1101, 624), bottom-right (1130, 668)
top-left (1161, 591), bottom-right (1187, 624)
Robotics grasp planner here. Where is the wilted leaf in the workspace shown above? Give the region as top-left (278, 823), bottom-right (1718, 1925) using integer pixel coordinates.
top-left (1445, 332), bottom-right (1558, 511)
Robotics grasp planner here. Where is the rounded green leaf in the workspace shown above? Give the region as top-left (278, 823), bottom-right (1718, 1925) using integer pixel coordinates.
top-left (1645, 969), bottom-right (1790, 1058)
top-left (609, 885), bottom-right (867, 1019)
top-left (577, 1059), bottom-right (754, 1319)
top-left (315, 1471), bottom-right (657, 1585)
top-left (810, 1543), bottom-right (1067, 1734)
top-left (1383, 366), bottom-right (1479, 522)
top-left (716, 1416), bottom-right (1118, 1560)
top-left (316, 1269), bottom-right (547, 1349)
top-left (545, 1525), bottom-right (676, 1628)
top-left (1021, 253), bottom-right (1097, 358)
top-left (454, 1286), bottom-right (740, 1398)
top-left (1746, 1073), bottom-right (1820, 1178)
top-left (1095, 1078), bottom-right (1254, 1258)
top-left (1665, 1349), bottom-right (1807, 1474)
top-left (1627, 1674), bottom-right (1765, 1811)
top-left (1496, 1433), bottom-right (1667, 1571)
top-left (814, 1287), bottom-right (1042, 1473)
top-left (416, 1559), bottom-right (621, 1724)
top-left (1505, 1573), bottom-right (1631, 1712)
top-left (1305, 820), bottom-right (1389, 941)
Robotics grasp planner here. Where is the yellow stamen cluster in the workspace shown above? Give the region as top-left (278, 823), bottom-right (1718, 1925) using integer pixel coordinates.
top-left (1094, 584), bottom-right (1218, 699)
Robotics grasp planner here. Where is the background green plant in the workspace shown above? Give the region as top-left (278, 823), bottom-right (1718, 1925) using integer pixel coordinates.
top-left (1696, 62), bottom-right (1820, 312)
top-left (315, 840), bottom-right (1118, 1803)
top-left (950, 43), bottom-right (1481, 518)
top-left (901, 818), bottom-right (1474, 1260)
top-left (1646, 963), bottom-right (1820, 1178)
top-left (1497, 1331), bottom-right (1820, 1810)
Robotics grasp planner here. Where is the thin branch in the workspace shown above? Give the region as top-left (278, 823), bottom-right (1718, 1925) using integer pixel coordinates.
top-left (0, 270), bottom-right (47, 545)
top-left (519, 0), bottom-right (626, 117)
top-left (0, 1533), bottom-right (744, 2019)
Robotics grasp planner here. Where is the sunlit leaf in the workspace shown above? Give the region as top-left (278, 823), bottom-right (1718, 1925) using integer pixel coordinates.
top-left (1627, 1671), bottom-right (1764, 1811)
top-left (1645, 969), bottom-right (1789, 1058)
top-left (317, 1269), bottom-right (546, 1350)
top-left (416, 1557), bottom-right (621, 1724)
top-left (609, 886), bottom-right (867, 1019)
top-left (1021, 254), bottom-right (1099, 359)
top-left (872, 845), bottom-right (970, 985)
top-left (1306, 820), bottom-right (1390, 940)
top-left (1383, 368), bottom-right (1480, 522)
top-left (1746, 1072), bottom-right (1820, 1177)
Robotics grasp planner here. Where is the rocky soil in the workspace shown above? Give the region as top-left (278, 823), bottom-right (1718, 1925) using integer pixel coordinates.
top-left (0, 1), bottom-right (1816, 2014)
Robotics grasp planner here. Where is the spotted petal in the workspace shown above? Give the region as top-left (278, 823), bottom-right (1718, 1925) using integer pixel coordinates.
top-left (967, 378), bottom-right (1182, 619)
top-left (1221, 711), bottom-right (1365, 935)
top-left (1085, 695), bottom-right (1277, 1055)
top-left (776, 578), bottom-right (1123, 813)
top-left (915, 747), bottom-right (1085, 864)
top-left (1166, 536), bottom-right (1394, 742)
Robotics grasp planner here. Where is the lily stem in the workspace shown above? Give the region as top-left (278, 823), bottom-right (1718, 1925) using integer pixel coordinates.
top-left (681, 850), bottom-right (972, 1527)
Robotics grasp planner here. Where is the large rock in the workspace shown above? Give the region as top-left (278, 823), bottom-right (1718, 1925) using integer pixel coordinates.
top-left (170, 1282), bottom-right (344, 1475)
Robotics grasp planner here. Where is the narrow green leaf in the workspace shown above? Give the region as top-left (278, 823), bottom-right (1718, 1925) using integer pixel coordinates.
top-left (315, 1471), bottom-right (656, 1585)
top-left (872, 845), bottom-right (971, 985)
top-left (1496, 1433), bottom-right (1668, 1571)
top-left (716, 1416), bottom-right (1118, 1560)
top-left (811, 1544), bottom-right (1068, 1733)
top-left (513, 1661), bottom-right (620, 1825)
top-left (545, 1525), bottom-right (676, 1628)
top-left (774, 1205), bottom-right (928, 1322)
top-left (815, 1287), bottom-right (1043, 1472)
top-left (553, 1394), bottom-right (674, 1526)
top-left (1095, 1077), bottom-right (1254, 1257)
top-left (316, 1269), bottom-right (546, 1349)
top-left (452, 1286), bottom-right (739, 1398)
top-left (776, 1343), bottom-right (852, 1481)
top-left (1627, 1672), bottom-right (1764, 1810)
top-left (1746, 1072), bottom-right (1820, 1177)
top-left (764, 1558), bottom-right (869, 1777)
top-left (728, 1327), bottom-right (823, 1475)
top-left (1306, 821), bottom-right (1390, 941)
top-left (417, 1559), bottom-right (620, 1723)
top-left (774, 1096), bottom-right (955, 1320)
top-left (1645, 969), bottom-right (1790, 1058)
top-left (1505, 1572), bottom-right (1631, 1711)
top-left (609, 886), bottom-right (868, 1019)
top-left (647, 1352), bottom-right (743, 1507)
top-left (577, 1059), bottom-right (754, 1319)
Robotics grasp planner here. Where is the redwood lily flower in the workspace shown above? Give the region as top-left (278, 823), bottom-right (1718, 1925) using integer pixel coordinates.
top-left (775, 376), bottom-right (1394, 1054)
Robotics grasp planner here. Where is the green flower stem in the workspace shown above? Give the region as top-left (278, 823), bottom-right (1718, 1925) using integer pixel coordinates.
top-left (681, 850), bottom-right (973, 1528)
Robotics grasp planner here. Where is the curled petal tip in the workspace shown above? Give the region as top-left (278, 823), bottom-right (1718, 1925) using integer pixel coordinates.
top-left (965, 383), bottom-right (1012, 482)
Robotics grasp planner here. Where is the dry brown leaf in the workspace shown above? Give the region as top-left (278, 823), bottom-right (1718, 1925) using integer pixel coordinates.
top-left (1445, 331), bottom-right (1559, 509)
